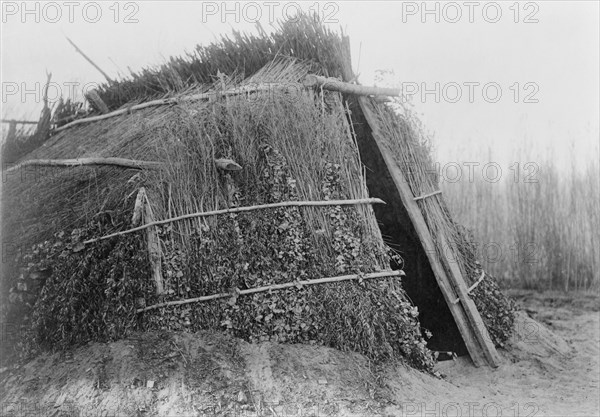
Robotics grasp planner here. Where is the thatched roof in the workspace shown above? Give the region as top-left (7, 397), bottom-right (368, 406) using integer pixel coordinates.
top-left (2, 15), bottom-right (353, 250)
top-left (94, 17), bottom-right (350, 112)
top-left (3, 55), bottom-right (366, 257)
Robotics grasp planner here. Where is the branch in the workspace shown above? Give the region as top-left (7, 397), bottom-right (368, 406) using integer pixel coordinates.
top-left (52, 82), bottom-right (301, 133)
top-left (5, 157), bottom-right (163, 173)
top-left (5, 157), bottom-right (241, 173)
top-left (42, 71), bottom-right (52, 108)
top-left (83, 198), bottom-right (386, 244)
top-left (137, 270), bottom-right (404, 313)
top-left (66, 36), bottom-right (114, 84)
top-left (1, 119), bottom-right (39, 125)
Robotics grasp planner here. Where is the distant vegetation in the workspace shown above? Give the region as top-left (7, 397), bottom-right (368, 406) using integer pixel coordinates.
top-left (1, 123), bottom-right (38, 164)
top-left (441, 138), bottom-right (599, 291)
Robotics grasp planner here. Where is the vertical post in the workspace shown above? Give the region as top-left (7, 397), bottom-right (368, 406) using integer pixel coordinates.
top-left (133, 187), bottom-right (164, 295)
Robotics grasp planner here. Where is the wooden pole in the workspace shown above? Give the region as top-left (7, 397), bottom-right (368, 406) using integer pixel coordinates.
top-left (6, 157), bottom-right (242, 173)
top-left (131, 187), bottom-right (146, 226)
top-left (5, 157), bottom-right (163, 173)
top-left (83, 198), bottom-right (386, 245)
top-left (85, 89), bottom-right (110, 114)
top-left (48, 73), bottom-right (405, 134)
top-left (303, 74), bottom-right (402, 97)
top-left (438, 234), bottom-right (500, 366)
top-left (137, 270), bottom-right (404, 313)
top-left (1, 119), bottom-right (39, 125)
top-left (52, 82), bottom-right (300, 133)
top-left (52, 98), bottom-right (177, 132)
top-left (66, 36), bottom-right (114, 84)
top-left (136, 188), bottom-right (164, 295)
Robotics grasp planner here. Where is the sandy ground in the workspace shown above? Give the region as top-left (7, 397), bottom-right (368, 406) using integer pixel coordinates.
top-left (393, 290), bottom-right (600, 417)
top-left (0, 290), bottom-right (598, 416)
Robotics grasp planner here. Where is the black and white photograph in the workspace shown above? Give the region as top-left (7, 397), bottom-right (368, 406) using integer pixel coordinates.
top-left (1, 1), bottom-right (598, 416)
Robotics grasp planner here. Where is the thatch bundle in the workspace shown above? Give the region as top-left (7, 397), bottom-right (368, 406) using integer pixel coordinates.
top-left (1, 14), bottom-right (514, 371)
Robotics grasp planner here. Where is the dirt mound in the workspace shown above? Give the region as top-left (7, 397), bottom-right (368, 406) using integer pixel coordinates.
top-left (507, 310), bottom-right (573, 361)
top-left (1, 296), bottom-right (598, 417)
top-left (0, 330), bottom-right (386, 416)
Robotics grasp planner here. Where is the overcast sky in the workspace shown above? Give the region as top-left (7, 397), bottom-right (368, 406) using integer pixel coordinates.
top-left (1, 1), bottom-right (598, 168)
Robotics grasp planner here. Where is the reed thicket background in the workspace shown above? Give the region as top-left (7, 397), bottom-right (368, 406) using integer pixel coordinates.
top-left (438, 137), bottom-right (599, 292)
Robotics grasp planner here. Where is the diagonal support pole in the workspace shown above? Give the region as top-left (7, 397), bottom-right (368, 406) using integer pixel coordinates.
top-left (357, 96), bottom-right (499, 367)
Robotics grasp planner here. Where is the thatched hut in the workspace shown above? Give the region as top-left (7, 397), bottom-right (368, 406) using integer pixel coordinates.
top-left (1, 16), bottom-right (514, 371)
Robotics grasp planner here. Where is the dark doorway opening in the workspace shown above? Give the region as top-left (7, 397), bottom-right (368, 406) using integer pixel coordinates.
top-left (348, 100), bottom-right (468, 356)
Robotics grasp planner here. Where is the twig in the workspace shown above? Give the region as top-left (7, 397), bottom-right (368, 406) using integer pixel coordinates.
top-left (137, 270), bottom-right (404, 313)
top-left (452, 270), bottom-right (487, 304)
top-left (42, 71), bottom-right (52, 109)
top-left (413, 190), bottom-right (442, 201)
top-left (83, 198), bottom-right (386, 245)
top-left (66, 36), bottom-right (113, 83)
top-left (468, 269), bottom-right (487, 293)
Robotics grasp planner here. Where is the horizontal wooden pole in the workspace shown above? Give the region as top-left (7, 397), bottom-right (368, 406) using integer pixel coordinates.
top-left (1, 119), bottom-right (39, 125)
top-left (53, 82), bottom-right (302, 133)
top-left (53, 99), bottom-right (178, 132)
top-left (5, 157), bottom-right (163, 173)
top-left (303, 74), bottom-right (402, 97)
top-left (5, 157), bottom-right (242, 173)
top-left (137, 270), bottom-right (404, 313)
top-left (84, 198), bottom-right (386, 245)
